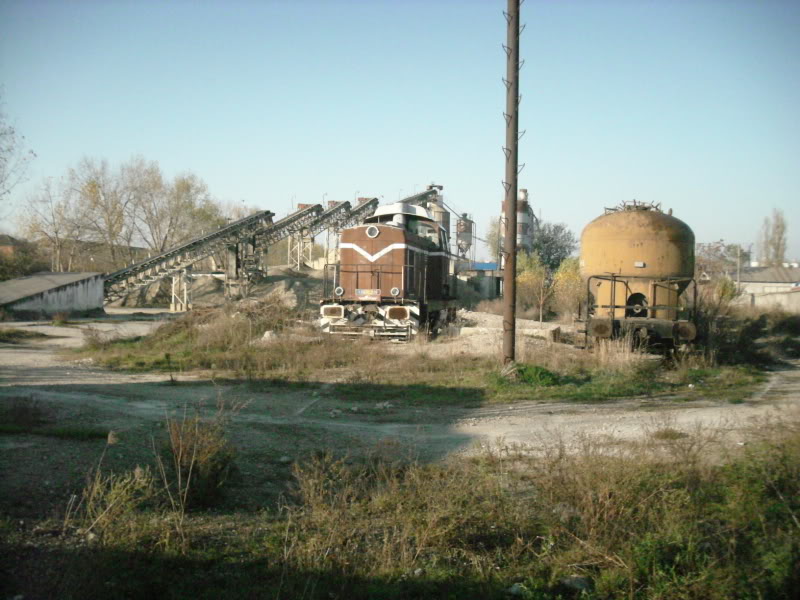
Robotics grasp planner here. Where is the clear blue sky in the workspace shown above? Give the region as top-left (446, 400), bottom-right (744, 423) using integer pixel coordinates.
top-left (2, 0), bottom-right (798, 260)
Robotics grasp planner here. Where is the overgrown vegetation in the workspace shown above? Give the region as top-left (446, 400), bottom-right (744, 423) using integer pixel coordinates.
top-left (5, 296), bottom-right (800, 597)
top-left (4, 414), bottom-right (799, 599)
top-left (695, 277), bottom-right (800, 366)
top-left (159, 402), bottom-right (240, 510)
top-left (271, 424), bottom-right (800, 599)
top-left (57, 400), bottom-right (241, 557)
top-left (75, 301), bottom-right (775, 406)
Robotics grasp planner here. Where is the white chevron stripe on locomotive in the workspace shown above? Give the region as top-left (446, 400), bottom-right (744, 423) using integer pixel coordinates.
top-left (339, 242), bottom-right (448, 263)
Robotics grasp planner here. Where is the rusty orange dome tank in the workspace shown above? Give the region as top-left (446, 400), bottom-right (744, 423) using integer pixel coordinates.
top-left (580, 202), bottom-right (695, 322)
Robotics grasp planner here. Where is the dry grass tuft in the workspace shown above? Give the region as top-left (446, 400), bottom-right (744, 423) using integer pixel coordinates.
top-left (159, 404), bottom-right (239, 509)
top-left (274, 415), bottom-right (800, 598)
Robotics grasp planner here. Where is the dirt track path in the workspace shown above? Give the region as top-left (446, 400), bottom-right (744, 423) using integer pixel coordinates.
top-left (2, 320), bottom-right (799, 461)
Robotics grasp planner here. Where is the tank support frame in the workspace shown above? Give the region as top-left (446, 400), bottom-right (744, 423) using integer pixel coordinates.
top-left (584, 274), bottom-right (697, 347)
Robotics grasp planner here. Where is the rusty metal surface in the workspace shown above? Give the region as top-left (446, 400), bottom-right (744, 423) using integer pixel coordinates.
top-left (580, 204), bottom-right (697, 346)
top-left (580, 206), bottom-right (695, 321)
top-left (580, 208), bottom-right (695, 280)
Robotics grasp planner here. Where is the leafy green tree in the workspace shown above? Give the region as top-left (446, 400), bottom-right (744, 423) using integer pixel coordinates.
top-left (517, 251), bottom-right (555, 323)
top-left (484, 217), bottom-right (502, 263)
top-left (532, 222), bottom-right (577, 271)
top-left (553, 257), bottom-right (583, 319)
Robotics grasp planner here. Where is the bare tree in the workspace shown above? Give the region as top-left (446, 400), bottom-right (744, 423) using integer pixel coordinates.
top-left (20, 178), bottom-right (88, 271)
top-left (171, 172), bottom-right (225, 238)
top-left (758, 209), bottom-right (787, 267)
top-left (69, 158), bottom-right (137, 268)
top-left (0, 94), bottom-right (36, 203)
top-left (23, 156), bottom-right (226, 273)
top-left (221, 200), bottom-right (260, 222)
top-left (696, 240), bottom-right (750, 278)
top-left (123, 157), bottom-right (170, 252)
top-left (127, 161), bottom-right (224, 253)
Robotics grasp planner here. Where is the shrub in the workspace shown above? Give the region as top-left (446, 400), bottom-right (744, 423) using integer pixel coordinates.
top-left (160, 405), bottom-right (238, 509)
top-left (516, 364), bottom-right (559, 386)
top-left (71, 464), bottom-right (160, 547)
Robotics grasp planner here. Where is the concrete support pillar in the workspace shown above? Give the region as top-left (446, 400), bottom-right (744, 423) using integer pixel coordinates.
top-left (225, 244), bottom-right (240, 299)
top-left (170, 268), bottom-right (193, 312)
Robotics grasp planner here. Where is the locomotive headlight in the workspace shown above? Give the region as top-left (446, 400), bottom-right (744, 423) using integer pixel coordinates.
top-left (334, 286), bottom-right (345, 297)
top-left (386, 306), bottom-right (409, 321)
top-left (322, 305), bottom-right (344, 319)
top-left (390, 287), bottom-right (400, 297)
top-left (366, 225), bottom-right (380, 238)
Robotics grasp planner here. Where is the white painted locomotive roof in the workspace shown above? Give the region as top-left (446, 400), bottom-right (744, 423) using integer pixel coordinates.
top-left (366, 202), bottom-right (435, 222)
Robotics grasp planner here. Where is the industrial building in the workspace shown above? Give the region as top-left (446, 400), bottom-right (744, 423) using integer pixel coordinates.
top-left (499, 188), bottom-right (538, 268)
top-left (0, 272), bottom-right (105, 317)
top-left (737, 266), bottom-right (800, 312)
top-left (457, 262), bottom-right (502, 300)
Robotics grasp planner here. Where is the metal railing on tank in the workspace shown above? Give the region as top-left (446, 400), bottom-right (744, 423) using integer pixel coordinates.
top-left (586, 274), bottom-right (697, 319)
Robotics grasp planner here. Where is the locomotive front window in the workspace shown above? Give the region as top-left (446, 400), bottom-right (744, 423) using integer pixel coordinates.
top-left (411, 219), bottom-right (438, 244)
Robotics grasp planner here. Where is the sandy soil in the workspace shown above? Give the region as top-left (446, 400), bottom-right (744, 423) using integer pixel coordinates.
top-left (1, 315), bottom-right (799, 514)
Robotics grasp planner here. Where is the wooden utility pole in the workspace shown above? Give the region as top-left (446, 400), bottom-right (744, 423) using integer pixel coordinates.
top-left (502, 0), bottom-right (521, 365)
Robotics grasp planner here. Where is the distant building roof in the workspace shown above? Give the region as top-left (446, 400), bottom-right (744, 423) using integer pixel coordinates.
top-left (738, 266), bottom-right (800, 284)
top-left (0, 234), bottom-right (21, 246)
top-left (0, 272), bottom-right (103, 307)
top-left (470, 262), bottom-right (499, 271)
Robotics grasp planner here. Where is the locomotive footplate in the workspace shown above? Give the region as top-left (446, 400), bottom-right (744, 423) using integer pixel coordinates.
top-left (328, 323), bottom-right (413, 341)
top-left (320, 301), bottom-right (421, 341)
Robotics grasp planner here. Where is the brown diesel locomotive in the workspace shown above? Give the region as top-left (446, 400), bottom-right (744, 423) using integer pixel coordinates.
top-left (319, 200), bottom-right (456, 340)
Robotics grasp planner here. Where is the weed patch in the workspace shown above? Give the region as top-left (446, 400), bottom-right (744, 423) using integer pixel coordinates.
top-left (160, 409), bottom-right (238, 509)
top-left (267, 425), bottom-right (800, 599)
top-left (5, 413), bottom-right (800, 599)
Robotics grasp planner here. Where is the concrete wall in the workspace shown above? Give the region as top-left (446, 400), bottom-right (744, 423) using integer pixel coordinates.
top-left (9, 275), bottom-right (104, 314)
top-left (739, 282), bottom-right (798, 295)
top-left (738, 291), bottom-right (800, 313)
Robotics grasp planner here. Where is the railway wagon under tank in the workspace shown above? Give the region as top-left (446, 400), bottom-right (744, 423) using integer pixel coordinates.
top-left (580, 201), bottom-right (697, 347)
top-left (319, 201), bottom-right (456, 340)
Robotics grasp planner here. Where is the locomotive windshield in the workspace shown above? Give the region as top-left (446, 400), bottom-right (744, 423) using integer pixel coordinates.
top-left (410, 218), bottom-right (439, 245)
